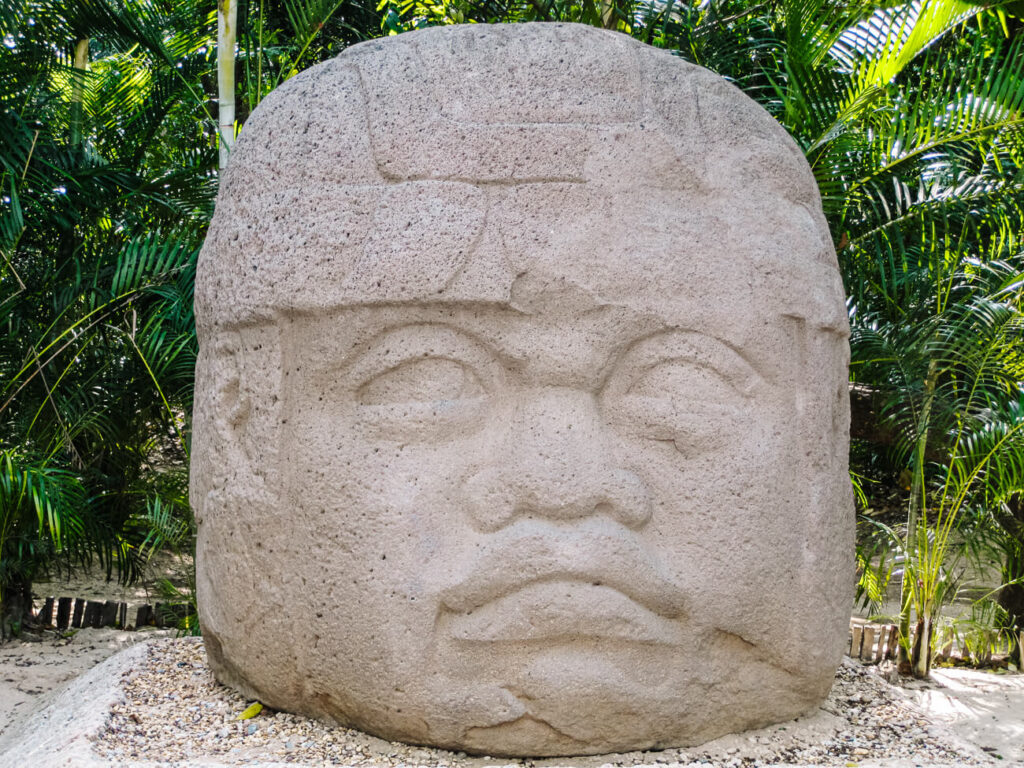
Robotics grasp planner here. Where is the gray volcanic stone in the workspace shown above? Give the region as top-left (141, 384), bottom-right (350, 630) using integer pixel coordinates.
top-left (191, 22), bottom-right (853, 757)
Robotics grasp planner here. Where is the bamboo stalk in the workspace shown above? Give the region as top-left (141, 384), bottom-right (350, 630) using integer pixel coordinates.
top-left (899, 358), bottom-right (940, 672)
top-left (218, 0), bottom-right (238, 170)
top-left (69, 38), bottom-right (89, 146)
top-left (600, 0), bottom-right (616, 28)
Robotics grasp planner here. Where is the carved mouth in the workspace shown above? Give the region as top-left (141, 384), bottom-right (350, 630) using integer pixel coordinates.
top-left (443, 578), bottom-right (684, 644)
top-left (438, 518), bottom-right (686, 643)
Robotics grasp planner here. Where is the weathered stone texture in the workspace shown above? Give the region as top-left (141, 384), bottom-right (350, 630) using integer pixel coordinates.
top-left (192, 23), bottom-right (853, 757)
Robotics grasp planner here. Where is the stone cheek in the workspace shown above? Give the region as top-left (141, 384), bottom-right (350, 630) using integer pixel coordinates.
top-left (192, 23), bottom-right (854, 757)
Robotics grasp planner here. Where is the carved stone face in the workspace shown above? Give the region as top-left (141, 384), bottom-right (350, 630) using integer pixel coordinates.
top-left (193, 24), bottom-right (853, 757)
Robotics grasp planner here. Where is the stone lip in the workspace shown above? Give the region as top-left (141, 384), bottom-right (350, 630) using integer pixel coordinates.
top-left (0, 640), bottom-right (297, 768)
top-left (438, 519), bottom-right (687, 619)
top-left (441, 580), bottom-right (683, 645)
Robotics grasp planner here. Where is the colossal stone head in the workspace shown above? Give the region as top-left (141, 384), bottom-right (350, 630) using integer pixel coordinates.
top-left (192, 23), bottom-right (853, 757)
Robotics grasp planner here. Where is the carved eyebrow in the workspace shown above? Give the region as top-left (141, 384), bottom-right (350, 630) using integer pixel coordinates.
top-left (317, 322), bottom-right (503, 392)
top-left (600, 330), bottom-right (766, 396)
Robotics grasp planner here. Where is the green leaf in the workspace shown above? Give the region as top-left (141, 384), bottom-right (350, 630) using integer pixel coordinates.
top-left (237, 702), bottom-right (263, 720)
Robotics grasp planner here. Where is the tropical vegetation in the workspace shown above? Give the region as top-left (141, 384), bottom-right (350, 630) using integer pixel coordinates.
top-left (1, 0), bottom-right (1022, 675)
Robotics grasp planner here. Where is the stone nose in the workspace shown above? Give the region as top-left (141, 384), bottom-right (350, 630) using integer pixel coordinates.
top-left (462, 387), bottom-right (652, 532)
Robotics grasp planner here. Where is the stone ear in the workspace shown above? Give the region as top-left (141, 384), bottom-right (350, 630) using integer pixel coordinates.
top-left (191, 332), bottom-right (248, 529)
top-left (223, 325), bottom-right (283, 488)
top-left (191, 325), bottom-right (283, 523)
top-left (211, 335), bottom-right (251, 436)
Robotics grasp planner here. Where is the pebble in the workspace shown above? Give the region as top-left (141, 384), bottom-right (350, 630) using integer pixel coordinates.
top-left (94, 640), bottom-right (991, 766)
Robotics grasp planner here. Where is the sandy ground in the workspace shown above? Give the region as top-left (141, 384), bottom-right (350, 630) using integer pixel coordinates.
top-left (0, 626), bottom-right (173, 745)
top-left (0, 558), bottom-right (183, 748)
top-left (0, 630), bottom-right (1022, 767)
top-left (907, 667), bottom-right (1024, 764)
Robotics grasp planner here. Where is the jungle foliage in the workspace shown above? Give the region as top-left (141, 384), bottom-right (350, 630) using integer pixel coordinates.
top-left (1, 0), bottom-right (1023, 671)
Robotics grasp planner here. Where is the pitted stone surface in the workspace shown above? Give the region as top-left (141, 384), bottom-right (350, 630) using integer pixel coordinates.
top-left (192, 22), bottom-right (854, 757)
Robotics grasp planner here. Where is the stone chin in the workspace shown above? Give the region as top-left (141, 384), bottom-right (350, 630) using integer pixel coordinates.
top-left (270, 639), bottom-right (825, 756)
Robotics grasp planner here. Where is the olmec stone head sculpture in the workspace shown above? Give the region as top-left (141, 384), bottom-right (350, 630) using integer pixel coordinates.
top-left (192, 23), bottom-right (853, 757)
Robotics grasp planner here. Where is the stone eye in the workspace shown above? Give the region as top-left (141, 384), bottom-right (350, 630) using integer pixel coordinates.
top-left (604, 358), bottom-right (749, 456)
top-left (357, 357), bottom-right (484, 406)
top-left (331, 323), bottom-right (502, 440)
top-left (626, 359), bottom-right (745, 404)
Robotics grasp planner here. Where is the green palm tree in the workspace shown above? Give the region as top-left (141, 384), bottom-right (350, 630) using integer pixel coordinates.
top-left (0, 449), bottom-right (88, 637)
top-left (730, 0), bottom-right (1024, 676)
top-left (0, 0), bottom-right (382, 629)
top-left (0, 0), bottom-right (214, 625)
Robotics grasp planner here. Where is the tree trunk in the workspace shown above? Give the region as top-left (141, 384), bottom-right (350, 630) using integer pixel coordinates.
top-left (600, 0), bottom-right (616, 28)
top-left (69, 38), bottom-right (89, 147)
top-left (911, 615), bottom-right (933, 678)
top-left (1000, 578), bottom-right (1024, 667)
top-left (899, 359), bottom-right (939, 672)
top-left (997, 495), bottom-right (1024, 667)
top-left (0, 575), bottom-right (34, 641)
top-left (217, 0), bottom-right (238, 170)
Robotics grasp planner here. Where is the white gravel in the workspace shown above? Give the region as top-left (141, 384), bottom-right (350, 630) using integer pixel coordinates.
top-left (84, 638), bottom-right (995, 767)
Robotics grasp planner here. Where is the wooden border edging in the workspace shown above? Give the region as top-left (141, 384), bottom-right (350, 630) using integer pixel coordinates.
top-left (849, 619), bottom-right (900, 664)
top-left (32, 595), bottom-right (173, 631)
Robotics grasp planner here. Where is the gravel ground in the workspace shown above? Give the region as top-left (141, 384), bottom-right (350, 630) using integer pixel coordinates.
top-left (0, 626), bottom-right (173, 745)
top-left (92, 638), bottom-right (993, 767)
